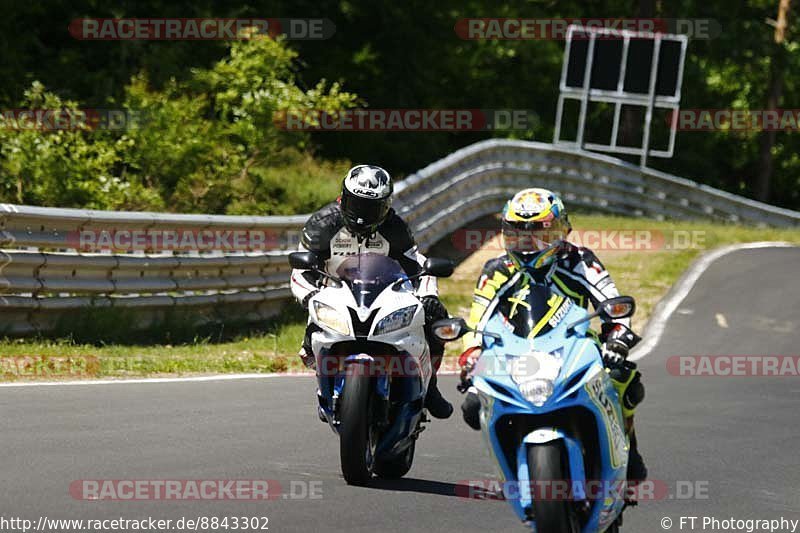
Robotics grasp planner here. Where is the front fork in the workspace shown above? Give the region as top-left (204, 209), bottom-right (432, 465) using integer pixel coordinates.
top-left (332, 356), bottom-right (391, 428)
top-left (515, 428), bottom-right (588, 510)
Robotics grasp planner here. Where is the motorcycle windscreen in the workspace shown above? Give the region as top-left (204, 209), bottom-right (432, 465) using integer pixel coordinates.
top-left (496, 278), bottom-right (568, 339)
top-left (335, 253), bottom-right (408, 308)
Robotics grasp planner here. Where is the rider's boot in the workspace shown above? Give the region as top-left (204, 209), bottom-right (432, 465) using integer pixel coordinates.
top-left (299, 323), bottom-right (319, 370)
top-left (609, 366), bottom-right (646, 483)
top-left (425, 375), bottom-right (453, 419)
top-left (461, 390), bottom-right (481, 430)
top-left (298, 346), bottom-right (316, 370)
top-left (301, 324), bottom-right (327, 423)
top-left (626, 419), bottom-right (648, 482)
top-left (425, 351), bottom-right (453, 419)
top-left (312, 367), bottom-right (327, 424)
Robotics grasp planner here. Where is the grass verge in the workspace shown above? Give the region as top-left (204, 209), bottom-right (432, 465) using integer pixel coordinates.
top-left (1, 214), bottom-right (798, 380)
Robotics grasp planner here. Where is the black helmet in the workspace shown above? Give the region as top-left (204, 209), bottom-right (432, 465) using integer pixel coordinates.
top-left (340, 165), bottom-right (393, 236)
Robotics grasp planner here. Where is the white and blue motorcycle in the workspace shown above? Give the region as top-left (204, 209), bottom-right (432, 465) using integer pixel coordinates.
top-left (289, 251), bottom-right (453, 485)
top-left (434, 273), bottom-right (636, 532)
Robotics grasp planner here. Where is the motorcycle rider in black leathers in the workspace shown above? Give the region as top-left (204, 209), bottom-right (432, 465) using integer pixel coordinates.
top-left (458, 188), bottom-right (647, 482)
top-left (290, 164), bottom-right (453, 419)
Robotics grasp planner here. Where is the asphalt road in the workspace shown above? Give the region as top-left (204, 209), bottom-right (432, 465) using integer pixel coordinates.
top-left (1, 246), bottom-right (799, 532)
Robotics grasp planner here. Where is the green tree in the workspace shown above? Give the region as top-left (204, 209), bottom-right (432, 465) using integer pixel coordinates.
top-left (0, 35), bottom-right (357, 213)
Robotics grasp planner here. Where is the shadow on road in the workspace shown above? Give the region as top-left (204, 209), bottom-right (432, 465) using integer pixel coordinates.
top-left (369, 477), bottom-right (460, 497)
top-left (369, 477), bottom-right (502, 500)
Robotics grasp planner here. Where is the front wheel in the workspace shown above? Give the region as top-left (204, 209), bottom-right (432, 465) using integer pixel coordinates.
top-left (374, 441), bottom-right (415, 479)
top-left (528, 443), bottom-right (580, 533)
top-left (339, 365), bottom-right (374, 485)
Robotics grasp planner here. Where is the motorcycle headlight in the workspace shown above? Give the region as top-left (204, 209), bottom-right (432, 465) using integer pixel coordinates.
top-left (373, 305), bottom-right (417, 336)
top-left (313, 301), bottom-right (350, 335)
top-left (508, 351), bottom-right (561, 406)
top-left (517, 379), bottom-right (554, 406)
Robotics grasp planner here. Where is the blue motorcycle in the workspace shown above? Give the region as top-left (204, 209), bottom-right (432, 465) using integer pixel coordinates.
top-left (433, 274), bottom-right (636, 532)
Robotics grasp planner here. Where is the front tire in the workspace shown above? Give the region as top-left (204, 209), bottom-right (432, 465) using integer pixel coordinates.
top-left (339, 365), bottom-right (373, 485)
top-left (528, 443), bottom-right (580, 533)
top-left (374, 441), bottom-right (415, 479)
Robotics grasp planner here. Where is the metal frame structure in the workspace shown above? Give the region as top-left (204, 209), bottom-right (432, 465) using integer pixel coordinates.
top-left (553, 24), bottom-right (689, 166)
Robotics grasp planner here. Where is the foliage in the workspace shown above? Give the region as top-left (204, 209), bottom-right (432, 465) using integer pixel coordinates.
top-left (0, 0), bottom-right (798, 209)
top-left (0, 35), bottom-right (356, 213)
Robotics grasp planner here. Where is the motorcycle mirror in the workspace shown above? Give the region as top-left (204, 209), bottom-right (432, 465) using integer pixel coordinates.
top-left (566, 310), bottom-right (600, 336)
top-left (565, 296), bottom-right (636, 336)
top-left (289, 251), bottom-right (342, 287)
top-left (432, 318), bottom-right (469, 342)
top-left (423, 257), bottom-right (455, 278)
top-left (598, 296), bottom-right (636, 320)
top-left (481, 331), bottom-right (504, 345)
top-left (432, 317), bottom-right (504, 344)
top-left (289, 251), bottom-right (319, 270)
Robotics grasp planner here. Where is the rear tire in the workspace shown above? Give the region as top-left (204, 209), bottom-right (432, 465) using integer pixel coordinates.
top-left (374, 441), bottom-right (415, 479)
top-left (528, 443), bottom-right (580, 533)
top-left (339, 366), bottom-right (373, 485)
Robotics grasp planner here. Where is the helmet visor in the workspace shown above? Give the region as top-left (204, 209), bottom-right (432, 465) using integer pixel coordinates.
top-left (341, 192), bottom-right (390, 233)
top-left (502, 220), bottom-right (566, 254)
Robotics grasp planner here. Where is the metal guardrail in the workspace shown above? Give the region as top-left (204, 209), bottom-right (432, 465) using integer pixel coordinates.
top-left (1, 139), bottom-right (798, 335)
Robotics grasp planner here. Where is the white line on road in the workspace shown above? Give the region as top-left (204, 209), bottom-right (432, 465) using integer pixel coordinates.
top-left (630, 241), bottom-right (795, 361)
top-left (0, 369), bottom-right (461, 388)
top-left (0, 372), bottom-right (312, 388)
top-left (716, 313), bottom-right (729, 328)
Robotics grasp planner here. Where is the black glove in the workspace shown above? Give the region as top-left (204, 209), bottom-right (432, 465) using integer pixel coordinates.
top-left (421, 296), bottom-right (449, 357)
top-left (461, 391), bottom-right (481, 431)
top-left (601, 323), bottom-right (641, 366)
top-left (301, 290), bottom-right (319, 310)
top-left (420, 295), bottom-right (448, 322)
top-left (602, 338), bottom-right (629, 366)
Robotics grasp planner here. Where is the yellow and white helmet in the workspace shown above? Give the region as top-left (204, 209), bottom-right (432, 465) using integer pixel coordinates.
top-left (501, 188), bottom-right (572, 269)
